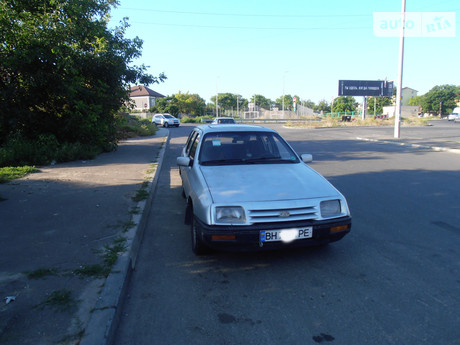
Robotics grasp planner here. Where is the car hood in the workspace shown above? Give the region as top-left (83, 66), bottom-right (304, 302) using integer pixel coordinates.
top-left (200, 163), bottom-right (340, 203)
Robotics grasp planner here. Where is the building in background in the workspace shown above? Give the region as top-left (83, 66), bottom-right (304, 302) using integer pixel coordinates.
top-left (129, 85), bottom-right (165, 110)
top-left (401, 87), bottom-right (418, 106)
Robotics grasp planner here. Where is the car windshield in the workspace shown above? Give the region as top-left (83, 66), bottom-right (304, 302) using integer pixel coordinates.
top-left (218, 119), bottom-right (235, 123)
top-left (164, 114), bottom-right (173, 119)
top-left (199, 131), bottom-right (299, 166)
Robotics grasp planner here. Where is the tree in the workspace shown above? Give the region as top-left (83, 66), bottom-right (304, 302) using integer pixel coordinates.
top-left (314, 99), bottom-right (331, 113)
top-left (250, 94), bottom-right (272, 110)
top-left (210, 93), bottom-right (247, 114)
top-left (0, 0), bottom-right (164, 150)
top-left (303, 99), bottom-right (316, 109)
top-left (151, 96), bottom-right (180, 116)
top-left (332, 97), bottom-right (358, 113)
top-left (408, 95), bottom-right (424, 106)
top-left (174, 91), bottom-right (206, 116)
top-left (367, 97), bottom-right (393, 115)
top-left (420, 85), bottom-right (459, 114)
top-left (275, 94), bottom-right (293, 110)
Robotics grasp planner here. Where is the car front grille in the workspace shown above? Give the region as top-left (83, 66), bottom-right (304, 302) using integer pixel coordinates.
top-left (248, 205), bottom-right (318, 224)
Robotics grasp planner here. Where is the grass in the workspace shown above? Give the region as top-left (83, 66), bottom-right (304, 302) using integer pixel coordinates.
top-left (102, 237), bottom-right (127, 267)
top-left (35, 289), bottom-right (76, 312)
top-left (286, 116), bottom-right (431, 128)
top-left (0, 166), bottom-right (39, 183)
top-left (132, 188), bottom-right (149, 202)
top-left (26, 268), bottom-right (59, 279)
top-left (74, 264), bottom-right (109, 278)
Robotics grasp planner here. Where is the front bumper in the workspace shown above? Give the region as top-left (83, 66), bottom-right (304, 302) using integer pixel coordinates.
top-left (194, 216), bottom-right (351, 251)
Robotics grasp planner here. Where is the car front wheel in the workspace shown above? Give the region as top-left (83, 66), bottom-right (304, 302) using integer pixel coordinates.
top-left (191, 215), bottom-right (209, 255)
top-left (164, 122), bottom-right (169, 128)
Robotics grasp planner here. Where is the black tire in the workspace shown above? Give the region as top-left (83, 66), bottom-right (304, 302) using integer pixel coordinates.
top-left (164, 122), bottom-right (169, 128)
top-left (191, 215), bottom-right (209, 255)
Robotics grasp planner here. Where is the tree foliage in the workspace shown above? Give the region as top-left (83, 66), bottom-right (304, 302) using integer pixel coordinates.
top-left (332, 97), bottom-right (358, 113)
top-left (152, 92), bottom-right (206, 116)
top-left (275, 94), bottom-right (293, 110)
top-left (174, 91), bottom-right (206, 116)
top-left (210, 93), bottom-right (247, 113)
top-left (0, 0), bottom-right (164, 151)
top-left (419, 85), bottom-right (459, 114)
top-left (250, 94), bottom-right (272, 110)
top-left (367, 96), bottom-right (393, 115)
top-left (314, 99), bottom-right (331, 113)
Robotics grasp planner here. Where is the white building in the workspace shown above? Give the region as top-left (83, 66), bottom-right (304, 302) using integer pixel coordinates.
top-left (401, 87), bottom-right (418, 106)
top-left (129, 85), bottom-right (165, 110)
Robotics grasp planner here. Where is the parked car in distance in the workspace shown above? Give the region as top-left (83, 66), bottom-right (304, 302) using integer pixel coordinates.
top-left (211, 117), bottom-right (236, 124)
top-left (177, 124), bottom-right (352, 254)
top-left (448, 107), bottom-right (460, 121)
top-left (152, 113), bottom-right (180, 127)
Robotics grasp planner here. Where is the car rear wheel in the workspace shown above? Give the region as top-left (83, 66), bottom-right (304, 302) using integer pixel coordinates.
top-left (191, 215), bottom-right (209, 255)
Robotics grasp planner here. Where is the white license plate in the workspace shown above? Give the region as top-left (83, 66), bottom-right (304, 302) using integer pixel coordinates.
top-left (260, 227), bottom-right (313, 243)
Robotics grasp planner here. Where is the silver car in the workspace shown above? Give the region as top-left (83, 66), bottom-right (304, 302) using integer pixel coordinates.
top-left (152, 113), bottom-right (180, 127)
top-left (177, 124), bottom-right (351, 254)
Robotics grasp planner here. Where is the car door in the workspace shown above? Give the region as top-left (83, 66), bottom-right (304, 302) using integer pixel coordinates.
top-left (180, 130), bottom-right (200, 199)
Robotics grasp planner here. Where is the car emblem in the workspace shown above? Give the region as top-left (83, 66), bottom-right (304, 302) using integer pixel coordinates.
top-left (279, 211), bottom-right (290, 218)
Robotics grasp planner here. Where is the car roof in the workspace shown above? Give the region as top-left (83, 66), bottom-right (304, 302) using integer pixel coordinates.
top-left (196, 124), bottom-right (276, 134)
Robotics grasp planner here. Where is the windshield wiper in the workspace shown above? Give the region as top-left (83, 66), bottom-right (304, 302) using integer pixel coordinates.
top-left (201, 158), bottom-right (245, 166)
top-left (244, 156), bottom-right (293, 164)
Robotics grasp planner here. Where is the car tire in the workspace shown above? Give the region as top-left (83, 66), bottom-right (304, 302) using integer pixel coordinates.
top-left (191, 215), bottom-right (209, 255)
top-left (164, 122), bottom-right (169, 128)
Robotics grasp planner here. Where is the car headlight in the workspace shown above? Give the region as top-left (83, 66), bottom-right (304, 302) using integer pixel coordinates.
top-left (320, 200), bottom-right (342, 218)
top-left (215, 206), bottom-right (246, 224)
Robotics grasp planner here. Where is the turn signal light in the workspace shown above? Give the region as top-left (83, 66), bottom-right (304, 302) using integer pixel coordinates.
top-left (211, 235), bottom-right (236, 241)
top-left (330, 225), bottom-right (349, 233)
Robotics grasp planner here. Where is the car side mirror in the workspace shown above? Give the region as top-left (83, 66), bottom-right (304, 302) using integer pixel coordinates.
top-left (177, 156), bottom-right (192, 167)
top-left (301, 154), bottom-right (313, 163)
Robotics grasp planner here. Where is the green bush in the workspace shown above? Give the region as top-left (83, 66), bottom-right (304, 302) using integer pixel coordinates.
top-left (181, 116), bottom-right (213, 123)
top-left (0, 114), bottom-right (156, 168)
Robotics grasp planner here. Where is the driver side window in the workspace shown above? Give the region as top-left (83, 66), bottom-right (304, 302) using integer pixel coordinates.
top-left (189, 134), bottom-right (200, 161)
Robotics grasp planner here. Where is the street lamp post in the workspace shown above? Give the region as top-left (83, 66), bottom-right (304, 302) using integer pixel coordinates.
top-left (394, 0), bottom-right (406, 138)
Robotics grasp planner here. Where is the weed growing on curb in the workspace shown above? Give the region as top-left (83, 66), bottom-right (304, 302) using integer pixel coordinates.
top-left (132, 189), bottom-right (149, 202)
top-left (102, 237), bottom-right (127, 267)
top-left (129, 206), bottom-right (141, 215)
top-left (122, 220), bottom-right (136, 232)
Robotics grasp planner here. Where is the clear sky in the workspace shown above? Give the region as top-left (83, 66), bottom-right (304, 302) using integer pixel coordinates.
top-left (108, 0), bottom-right (459, 104)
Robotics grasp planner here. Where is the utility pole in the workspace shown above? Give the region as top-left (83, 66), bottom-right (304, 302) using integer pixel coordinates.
top-left (394, 0), bottom-right (406, 138)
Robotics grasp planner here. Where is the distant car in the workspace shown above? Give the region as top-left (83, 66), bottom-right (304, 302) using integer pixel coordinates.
top-left (448, 107), bottom-right (460, 121)
top-left (447, 113), bottom-right (460, 121)
top-left (152, 113), bottom-right (180, 127)
top-left (211, 117), bottom-right (236, 124)
top-left (177, 124), bottom-right (352, 254)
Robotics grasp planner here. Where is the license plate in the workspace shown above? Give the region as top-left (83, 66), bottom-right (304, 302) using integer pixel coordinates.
top-left (260, 227), bottom-right (312, 243)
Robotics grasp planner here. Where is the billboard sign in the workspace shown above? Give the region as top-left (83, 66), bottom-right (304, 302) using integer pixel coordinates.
top-left (338, 80), bottom-right (393, 97)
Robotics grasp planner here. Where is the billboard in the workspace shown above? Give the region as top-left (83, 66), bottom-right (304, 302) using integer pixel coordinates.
top-left (338, 80), bottom-right (393, 97)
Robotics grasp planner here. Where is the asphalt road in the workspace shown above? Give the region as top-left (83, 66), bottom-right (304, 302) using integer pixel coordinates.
top-left (113, 123), bottom-right (460, 345)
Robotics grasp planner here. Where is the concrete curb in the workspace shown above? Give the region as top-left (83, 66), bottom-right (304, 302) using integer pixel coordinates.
top-left (356, 137), bottom-right (460, 155)
top-left (80, 129), bottom-right (169, 345)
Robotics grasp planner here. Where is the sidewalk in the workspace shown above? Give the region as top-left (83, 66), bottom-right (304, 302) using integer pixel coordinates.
top-left (0, 128), bottom-right (168, 345)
